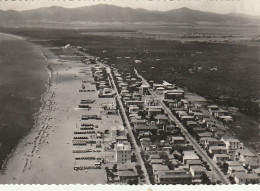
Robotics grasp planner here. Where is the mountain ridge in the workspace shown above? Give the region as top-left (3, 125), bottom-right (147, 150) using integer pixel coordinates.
top-left (0, 4), bottom-right (259, 25)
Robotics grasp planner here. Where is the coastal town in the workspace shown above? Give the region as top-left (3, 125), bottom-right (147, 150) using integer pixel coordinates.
top-left (63, 44), bottom-right (260, 185)
top-left (0, 1), bottom-right (259, 189)
top-left (0, 36), bottom-right (259, 185)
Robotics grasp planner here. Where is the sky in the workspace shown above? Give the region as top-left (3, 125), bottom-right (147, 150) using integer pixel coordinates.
top-left (0, 0), bottom-right (259, 16)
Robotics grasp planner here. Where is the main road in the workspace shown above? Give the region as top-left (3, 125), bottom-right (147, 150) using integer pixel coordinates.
top-left (76, 50), bottom-right (151, 184)
top-left (134, 69), bottom-right (229, 184)
top-left (106, 67), bottom-right (151, 184)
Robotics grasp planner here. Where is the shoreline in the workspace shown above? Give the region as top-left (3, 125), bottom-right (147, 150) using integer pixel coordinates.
top-left (1, 34), bottom-right (56, 174)
top-left (0, 37), bottom-right (109, 184)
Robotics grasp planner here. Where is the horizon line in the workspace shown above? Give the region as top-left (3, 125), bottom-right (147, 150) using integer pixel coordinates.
top-left (1, 4), bottom-right (260, 17)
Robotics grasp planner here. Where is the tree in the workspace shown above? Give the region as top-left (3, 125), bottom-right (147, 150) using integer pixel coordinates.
top-left (131, 153), bottom-right (137, 162)
top-left (105, 167), bottom-right (110, 182)
top-left (220, 162), bottom-right (229, 174)
top-left (138, 110), bottom-right (147, 119)
top-left (111, 143), bottom-right (115, 149)
top-left (165, 161), bottom-right (174, 170)
top-left (126, 178), bottom-right (138, 185)
top-left (159, 152), bottom-right (169, 163)
top-left (201, 172), bottom-right (211, 185)
top-left (111, 172), bottom-right (115, 181)
top-left (112, 164), bottom-right (117, 172)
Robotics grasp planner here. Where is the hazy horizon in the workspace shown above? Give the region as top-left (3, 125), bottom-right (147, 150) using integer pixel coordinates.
top-left (0, 0), bottom-right (259, 16)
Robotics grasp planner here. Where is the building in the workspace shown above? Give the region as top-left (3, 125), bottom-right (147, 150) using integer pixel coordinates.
top-left (213, 154), bottom-right (229, 164)
top-left (111, 126), bottom-right (125, 138)
top-left (164, 89), bottom-right (185, 100)
top-left (154, 169), bottom-right (192, 184)
top-left (252, 168), bottom-right (260, 176)
top-left (172, 136), bottom-right (186, 144)
top-left (227, 161), bottom-right (243, 168)
top-left (147, 106), bottom-right (163, 117)
top-left (187, 160), bottom-right (202, 169)
top-left (149, 154), bottom-right (161, 161)
top-left (130, 118), bottom-right (146, 125)
top-left (129, 105), bottom-right (139, 114)
top-left (190, 165), bottom-right (206, 180)
top-left (98, 88), bottom-right (114, 98)
top-left (125, 100), bottom-right (144, 108)
top-left (140, 85), bottom-right (150, 95)
top-left (234, 172), bottom-right (260, 184)
top-left (200, 137), bottom-right (222, 148)
top-left (243, 158), bottom-right (260, 170)
top-left (162, 81), bottom-right (175, 89)
top-left (176, 111), bottom-right (188, 118)
top-left (197, 132), bottom-right (213, 139)
top-left (117, 165), bottom-right (138, 182)
top-left (134, 124), bottom-right (158, 135)
top-left (115, 136), bottom-right (128, 144)
top-left (183, 151), bottom-right (200, 164)
top-left (213, 109), bottom-right (228, 118)
top-left (186, 121), bottom-right (198, 128)
top-left (219, 116), bottom-right (233, 123)
top-left (145, 98), bottom-right (160, 108)
top-left (235, 149), bottom-right (256, 162)
top-left (152, 164), bottom-right (169, 174)
top-left (193, 127), bottom-right (206, 134)
top-left (207, 105), bottom-right (219, 114)
top-left (228, 166), bottom-right (246, 177)
top-left (140, 138), bottom-right (151, 150)
top-left (180, 115), bottom-right (194, 122)
top-left (221, 137), bottom-right (243, 152)
top-left (132, 92), bottom-right (142, 101)
top-left (214, 131), bottom-right (226, 139)
top-left (154, 114), bottom-right (169, 125)
top-left (193, 112), bottom-right (205, 120)
top-left (208, 146), bottom-right (228, 155)
top-left (151, 159), bottom-right (164, 164)
top-left (115, 143), bottom-right (131, 164)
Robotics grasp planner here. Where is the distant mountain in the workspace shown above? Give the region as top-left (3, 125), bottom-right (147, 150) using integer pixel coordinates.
top-left (0, 4), bottom-right (259, 26)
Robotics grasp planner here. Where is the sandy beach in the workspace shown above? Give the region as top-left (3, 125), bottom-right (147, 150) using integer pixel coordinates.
top-left (0, 39), bottom-right (123, 184)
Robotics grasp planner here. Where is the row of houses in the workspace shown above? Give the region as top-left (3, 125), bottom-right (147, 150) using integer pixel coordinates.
top-left (112, 69), bottom-right (210, 184)
top-left (91, 66), bottom-right (115, 98)
top-left (165, 95), bottom-right (260, 184)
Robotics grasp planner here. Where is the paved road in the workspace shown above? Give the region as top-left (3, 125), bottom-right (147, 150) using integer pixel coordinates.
top-left (106, 67), bottom-right (151, 184)
top-left (134, 68), bottom-right (229, 184)
top-left (76, 51), bottom-right (150, 184)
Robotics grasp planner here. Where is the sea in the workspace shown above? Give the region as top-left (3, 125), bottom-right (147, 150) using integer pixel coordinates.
top-left (0, 33), bottom-right (49, 169)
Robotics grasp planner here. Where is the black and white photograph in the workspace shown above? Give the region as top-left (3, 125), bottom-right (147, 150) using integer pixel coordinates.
top-left (0, 0), bottom-right (259, 187)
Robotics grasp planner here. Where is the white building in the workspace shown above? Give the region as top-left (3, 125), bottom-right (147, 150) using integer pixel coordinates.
top-left (111, 126), bottom-right (126, 138)
top-left (115, 143), bottom-right (131, 164)
top-left (221, 137), bottom-right (243, 152)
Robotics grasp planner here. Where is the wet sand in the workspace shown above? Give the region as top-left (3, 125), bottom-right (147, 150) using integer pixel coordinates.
top-left (0, 33), bottom-right (50, 169)
top-left (0, 40), bottom-right (123, 184)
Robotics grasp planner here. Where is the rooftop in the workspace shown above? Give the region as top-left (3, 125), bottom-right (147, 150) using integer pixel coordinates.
top-left (118, 170), bottom-right (137, 177)
top-left (234, 172), bottom-right (260, 179)
top-left (152, 164), bottom-right (169, 171)
top-left (151, 159), bottom-right (164, 163)
top-left (172, 136), bottom-right (185, 141)
top-left (154, 114), bottom-right (169, 120)
top-left (198, 132), bottom-right (213, 137)
top-left (183, 151), bottom-right (199, 160)
top-left (213, 154), bottom-right (229, 158)
top-left (227, 161), bottom-right (243, 167)
top-left (190, 165), bottom-right (205, 172)
top-left (135, 124), bottom-right (158, 130)
top-left (116, 143), bottom-right (131, 151)
top-left (209, 146), bottom-right (227, 150)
